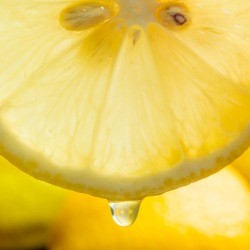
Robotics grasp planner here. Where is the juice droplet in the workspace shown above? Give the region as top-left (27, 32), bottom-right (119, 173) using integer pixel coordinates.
top-left (109, 200), bottom-right (141, 227)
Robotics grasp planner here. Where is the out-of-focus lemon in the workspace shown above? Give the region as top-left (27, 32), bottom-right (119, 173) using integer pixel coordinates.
top-left (233, 148), bottom-right (250, 181)
top-left (0, 0), bottom-right (249, 201)
top-left (50, 166), bottom-right (250, 250)
top-left (0, 156), bottom-right (68, 249)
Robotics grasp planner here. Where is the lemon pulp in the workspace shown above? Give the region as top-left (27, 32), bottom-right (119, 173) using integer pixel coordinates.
top-left (0, 0), bottom-right (249, 200)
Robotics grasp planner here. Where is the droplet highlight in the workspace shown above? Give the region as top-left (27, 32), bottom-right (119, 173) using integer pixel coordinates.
top-left (109, 200), bottom-right (141, 227)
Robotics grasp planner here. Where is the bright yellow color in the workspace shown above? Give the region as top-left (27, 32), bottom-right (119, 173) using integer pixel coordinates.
top-left (0, 0), bottom-right (249, 200)
top-left (0, 156), bottom-right (68, 249)
top-left (233, 147), bottom-right (250, 181)
top-left (50, 167), bottom-right (250, 250)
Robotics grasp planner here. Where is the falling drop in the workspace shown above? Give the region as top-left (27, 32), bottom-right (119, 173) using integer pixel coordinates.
top-left (109, 200), bottom-right (142, 227)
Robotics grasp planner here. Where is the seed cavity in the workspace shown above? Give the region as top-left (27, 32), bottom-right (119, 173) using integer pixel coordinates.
top-left (60, 3), bottom-right (118, 31)
top-left (155, 4), bottom-right (190, 30)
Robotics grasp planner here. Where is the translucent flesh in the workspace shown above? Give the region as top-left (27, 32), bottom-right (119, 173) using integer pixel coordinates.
top-left (0, 0), bottom-right (249, 199)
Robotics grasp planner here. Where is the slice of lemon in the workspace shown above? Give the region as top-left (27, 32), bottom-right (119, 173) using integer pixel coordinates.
top-left (50, 167), bottom-right (250, 250)
top-left (0, 0), bottom-right (249, 200)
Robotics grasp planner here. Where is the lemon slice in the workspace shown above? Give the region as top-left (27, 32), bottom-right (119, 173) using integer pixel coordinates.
top-left (233, 147), bottom-right (250, 181)
top-left (0, 0), bottom-right (249, 200)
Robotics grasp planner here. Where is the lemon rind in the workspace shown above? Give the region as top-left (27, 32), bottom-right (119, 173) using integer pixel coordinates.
top-left (0, 118), bottom-right (249, 201)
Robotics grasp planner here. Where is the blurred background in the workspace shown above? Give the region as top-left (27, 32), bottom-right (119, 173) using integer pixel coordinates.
top-left (1, 148), bottom-right (250, 250)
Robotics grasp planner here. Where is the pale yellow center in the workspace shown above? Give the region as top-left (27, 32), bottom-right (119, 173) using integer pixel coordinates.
top-left (117, 0), bottom-right (157, 25)
top-left (60, 1), bottom-right (190, 31)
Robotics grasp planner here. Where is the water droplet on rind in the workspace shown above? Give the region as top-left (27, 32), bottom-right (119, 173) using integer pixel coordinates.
top-left (109, 200), bottom-right (141, 227)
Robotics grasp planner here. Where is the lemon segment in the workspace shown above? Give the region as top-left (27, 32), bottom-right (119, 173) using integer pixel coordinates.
top-left (0, 19), bottom-right (127, 169)
top-left (0, 0), bottom-right (85, 103)
top-left (170, 0), bottom-right (250, 83)
top-left (0, 0), bottom-right (249, 200)
top-left (148, 24), bottom-right (250, 158)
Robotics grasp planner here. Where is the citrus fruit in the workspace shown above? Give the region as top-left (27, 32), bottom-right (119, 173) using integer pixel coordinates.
top-left (0, 156), bottom-right (68, 249)
top-left (50, 167), bottom-right (250, 250)
top-left (233, 147), bottom-right (250, 181)
top-left (0, 0), bottom-right (249, 200)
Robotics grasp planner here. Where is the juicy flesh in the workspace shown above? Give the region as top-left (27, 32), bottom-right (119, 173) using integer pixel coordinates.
top-left (0, 0), bottom-right (249, 198)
